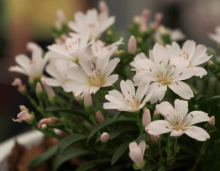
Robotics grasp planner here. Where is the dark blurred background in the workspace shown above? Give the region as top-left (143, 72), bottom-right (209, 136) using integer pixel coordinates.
top-left (0, 0), bottom-right (220, 143)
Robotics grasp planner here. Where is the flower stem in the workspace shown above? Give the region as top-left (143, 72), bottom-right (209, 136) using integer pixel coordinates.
top-left (136, 112), bottom-right (143, 135)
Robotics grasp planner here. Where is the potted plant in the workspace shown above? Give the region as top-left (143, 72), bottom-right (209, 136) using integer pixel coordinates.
top-left (4, 1), bottom-right (220, 170)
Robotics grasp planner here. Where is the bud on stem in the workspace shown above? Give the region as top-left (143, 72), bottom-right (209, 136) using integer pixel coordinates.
top-left (128, 36), bottom-right (137, 55)
top-left (101, 132), bottom-right (109, 143)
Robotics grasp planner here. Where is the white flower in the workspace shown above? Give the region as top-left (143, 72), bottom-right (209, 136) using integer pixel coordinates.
top-left (208, 26), bottom-right (220, 45)
top-left (129, 141), bottom-right (146, 169)
top-left (63, 52), bottom-right (119, 96)
top-left (154, 25), bottom-right (185, 45)
top-left (146, 99), bottom-right (210, 141)
top-left (68, 9), bottom-right (115, 40)
top-left (42, 59), bottom-right (77, 87)
top-left (166, 40), bottom-right (212, 78)
top-left (131, 43), bottom-right (195, 104)
top-left (103, 79), bottom-right (153, 112)
top-left (90, 38), bottom-right (123, 58)
top-left (47, 29), bottom-right (93, 62)
top-left (9, 48), bottom-right (48, 82)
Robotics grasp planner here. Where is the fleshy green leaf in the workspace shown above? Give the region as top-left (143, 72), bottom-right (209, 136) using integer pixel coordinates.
top-left (111, 141), bottom-right (130, 165)
top-left (199, 95), bottom-right (220, 107)
top-left (109, 130), bottom-right (137, 140)
top-left (75, 159), bottom-right (110, 171)
top-left (57, 133), bottom-right (88, 154)
top-left (45, 107), bottom-right (89, 121)
top-left (28, 144), bottom-right (58, 169)
top-left (53, 148), bottom-right (89, 171)
top-left (87, 116), bottom-right (136, 143)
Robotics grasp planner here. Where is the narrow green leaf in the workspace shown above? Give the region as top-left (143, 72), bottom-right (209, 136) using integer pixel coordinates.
top-left (75, 159), bottom-right (110, 171)
top-left (57, 133), bottom-right (88, 154)
top-left (111, 142), bottom-right (130, 165)
top-left (45, 107), bottom-right (89, 120)
top-left (143, 163), bottom-right (158, 171)
top-left (33, 127), bottom-right (63, 140)
top-left (199, 95), bottom-right (220, 106)
top-left (28, 144), bottom-right (58, 169)
top-left (87, 116), bottom-right (136, 143)
top-left (53, 148), bottom-right (89, 171)
top-left (113, 112), bottom-right (122, 121)
top-left (109, 130), bottom-right (136, 140)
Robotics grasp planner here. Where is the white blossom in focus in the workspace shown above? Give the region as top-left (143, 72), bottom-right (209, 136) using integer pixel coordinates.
top-left (166, 40), bottom-right (212, 78)
top-left (68, 9), bottom-right (115, 40)
top-left (42, 59), bottom-right (77, 88)
top-left (47, 29), bottom-right (93, 62)
top-left (146, 99), bottom-right (210, 141)
top-left (131, 43), bottom-right (195, 104)
top-left (63, 52), bottom-right (119, 96)
top-left (9, 48), bottom-right (48, 82)
top-left (103, 79), bottom-right (153, 112)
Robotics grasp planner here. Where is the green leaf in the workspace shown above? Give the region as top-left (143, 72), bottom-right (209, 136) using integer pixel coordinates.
top-left (45, 107), bottom-right (89, 121)
top-left (75, 159), bottom-right (110, 171)
top-left (33, 127), bottom-right (63, 140)
top-left (87, 116), bottom-right (136, 143)
top-left (28, 144), bottom-right (58, 169)
top-left (53, 148), bottom-right (89, 171)
top-left (103, 163), bottom-right (127, 171)
top-left (143, 163), bottom-right (158, 171)
top-left (199, 95), bottom-right (220, 106)
top-left (113, 112), bottom-right (122, 121)
top-left (57, 133), bottom-right (88, 154)
top-left (109, 129), bottom-right (136, 140)
top-left (111, 141), bottom-right (130, 165)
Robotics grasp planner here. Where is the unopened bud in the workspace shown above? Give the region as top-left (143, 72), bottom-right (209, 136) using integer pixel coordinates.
top-left (140, 9), bottom-right (151, 32)
top-left (99, 0), bottom-right (109, 16)
top-left (128, 36), bottom-right (137, 55)
top-left (133, 15), bottom-right (141, 24)
top-left (26, 42), bottom-right (41, 52)
top-left (12, 78), bottom-right (25, 93)
top-left (153, 110), bottom-right (160, 121)
top-left (96, 111), bottom-right (104, 123)
top-left (56, 9), bottom-right (66, 29)
top-left (101, 132), bottom-right (109, 143)
top-left (154, 13), bottom-right (163, 28)
top-left (208, 60), bottom-right (214, 67)
top-left (19, 105), bottom-right (28, 112)
top-left (38, 117), bottom-right (52, 128)
top-left (36, 82), bottom-right (43, 93)
top-left (84, 91), bottom-right (92, 108)
top-left (55, 34), bottom-right (68, 45)
top-left (150, 134), bottom-right (160, 143)
top-left (209, 116), bottom-right (215, 126)
top-left (142, 109), bottom-right (151, 127)
top-left (41, 79), bottom-right (55, 100)
top-left (41, 124), bottom-right (47, 130)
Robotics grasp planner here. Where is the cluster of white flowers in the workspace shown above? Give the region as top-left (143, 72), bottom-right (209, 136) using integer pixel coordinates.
top-left (9, 2), bottom-right (216, 170)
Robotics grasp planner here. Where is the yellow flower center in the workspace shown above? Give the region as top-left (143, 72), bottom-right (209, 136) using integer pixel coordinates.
top-left (87, 69), bottom-right (106, 87)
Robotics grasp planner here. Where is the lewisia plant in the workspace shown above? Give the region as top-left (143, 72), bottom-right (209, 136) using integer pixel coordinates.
top-left (9, 1), bottom-right (220, 171)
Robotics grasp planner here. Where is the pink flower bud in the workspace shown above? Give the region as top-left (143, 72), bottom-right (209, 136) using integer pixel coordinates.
top-left (96, 111), bottom-right (104, 123)
top-left (12, 111), bottom-right (33, 124)
top-left (41, 124), bottom-right (47, 130)
top-left (129, 141), bottom-right (146, 168)
top-left (36, 82), bottom-right (42, 93)
top-left (209, 116), bottom-right (215, 126)
top-left (12, 78), bottom-right (25, 92)
top-left (26, 42), bottom-right (41, 52)
top-left (149, 134), bottom-right (160, 143)
top-left (19, 105), bottom-right (28, 112)
top-left (38, 118), bottom-right (52, 128)
top-left (99, 0), bottom-right (109, 15)
top-left (84, 91), bottom-right (92, 107)
top-left (56, 9), bottom-right (66, 29)
top-left (128, 36), bottom-right (137, 55)
top-left (101, 132), bottom-right (109, 143)
top-left (142, 109), bottom-right (151, 127)
top-left (55, 34), bottom-right (68, 45)
top-left (140, 9), bottom-right (151, 32)
top-left (154, 13), bottom-right (163, 28)
top-left (41, 79), bottom-right (55, 99)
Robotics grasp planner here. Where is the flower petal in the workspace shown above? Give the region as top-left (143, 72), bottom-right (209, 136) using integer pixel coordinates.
top-left (103, 58), bottom-right (120, 77)
top-left (193, 67), bottom-right (207, 78)
top-left (146, 120), bottom-right (172, 135)
top-left (168, 81), bottom-right (194, 99)
top-left (184, 126), bottom-right (210, 141)
top-left (170, 130), bottom-right (184, 137)
top-left (152, 43), bottom-right (169, 68)
top-left (184, 111), bottom-right (210, 126)
top-left (156, 101), bottom-right (175, 117)
top-left (174, 99), bottom-right (188, 118)
top-left (103, 74), bottom-right (118, 87)
top-left (147, 82), bottom-right (167, 104)
top-left (182, 40), bottom-right (196, 59)
top-left (42, 78), bottom-right (62, 87)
